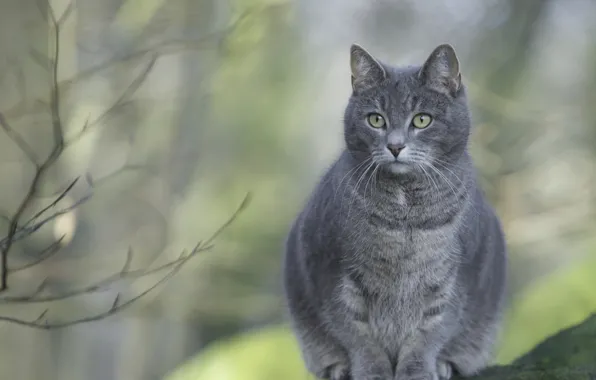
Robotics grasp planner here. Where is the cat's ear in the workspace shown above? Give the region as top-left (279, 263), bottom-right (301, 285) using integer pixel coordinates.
top-left (419, 44), bottom-right (461, 96)
top-left (350, 44), bottom-right (386, 94)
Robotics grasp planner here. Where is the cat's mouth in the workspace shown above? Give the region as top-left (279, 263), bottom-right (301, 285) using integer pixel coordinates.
top-left (382, 159), bottom-right (413, 175)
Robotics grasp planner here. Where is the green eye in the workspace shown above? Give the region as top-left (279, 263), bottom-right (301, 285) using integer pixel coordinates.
top-left (367, 113), bottom-right (386, 128)
top-left (412, 113), bottom-right (432, 129)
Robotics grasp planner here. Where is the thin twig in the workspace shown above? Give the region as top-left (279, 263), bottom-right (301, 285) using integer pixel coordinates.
top-left (1, 193), bottom-right (250, 303)
top-left (0, 113), bottom-right (39, 165)
top-left (25, 177), bottom-right (79, 226)
top-left (9, 236), bottom-right (65, 273)
top-left (203, 192), bottom-right (252, 247)
top-left (47, 1), bottom-right (65, 154)
top-left (0, 193), bottom-right (91, 251)
top-left (57, 0), bottom-right (76, 26)
top-left (1, 8), bottom-right (256, 122)
top-left (0, 1), bottom-right (65, 292)
top-left (0, 229), bottom-right (211, 326)
top-left (0, 262), bottom-right (179, 329)
top-left (0, 193), bottom-right (250, 328)
top-left (69, 54), bottom-right (159, 142)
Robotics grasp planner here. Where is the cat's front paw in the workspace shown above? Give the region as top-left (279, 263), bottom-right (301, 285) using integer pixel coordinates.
top-left (394, 360), bottom-right (438, 380)
top-left (325, 363), bottom-right (352, 380)
top-left (351, 352), bottom-right (393, 380)
top-left (436, 360), bottom-right (452, 380)
top-left (394, 372), bottom-right (437, 380)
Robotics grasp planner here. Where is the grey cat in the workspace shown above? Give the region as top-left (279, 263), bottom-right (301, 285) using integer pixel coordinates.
top-left (282, 43), bottom-right (507, 380)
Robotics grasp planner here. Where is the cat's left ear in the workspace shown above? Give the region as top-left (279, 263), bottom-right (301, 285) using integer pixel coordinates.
top-left (419, 44), bottom-right (462, 96)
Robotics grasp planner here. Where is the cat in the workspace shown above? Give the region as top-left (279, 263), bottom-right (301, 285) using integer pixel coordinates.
top-left (282, 43), bottom-right (507, 380)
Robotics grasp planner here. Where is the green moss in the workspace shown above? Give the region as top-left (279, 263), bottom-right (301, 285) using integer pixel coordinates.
top-left (165, 325), bottom-right (308, 380)
top-left (461, 314), bottom-right (596, 379)
top-left (513, 313), bottom-right (596, 368)
top-left (496, 256), bottom-right (596, 363)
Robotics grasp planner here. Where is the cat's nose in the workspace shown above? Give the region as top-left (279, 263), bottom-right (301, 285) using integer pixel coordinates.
top-left (387, 143), bottom-right (405, 158)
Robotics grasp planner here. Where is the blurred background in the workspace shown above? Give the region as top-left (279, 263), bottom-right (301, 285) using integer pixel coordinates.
top-left (0, 0), bottom-right (595, 379)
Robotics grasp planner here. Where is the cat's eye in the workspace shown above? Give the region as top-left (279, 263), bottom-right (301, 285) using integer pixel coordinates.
top-left (412, 113), bottom-right (432, 129)
top-left (367, 113), bottom-right (386, 128)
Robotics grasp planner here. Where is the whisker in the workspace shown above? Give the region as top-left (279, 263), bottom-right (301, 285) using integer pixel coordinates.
top-left (416, 161), bottom-right (440, 195)
top-left (346, 160), bottom-right (376, 220)
top-left (334, 157), bottom-right (373, 202)
top-left (424, 162), bottom-right (459, 200)
top-left (363, 162), bottom-right (379, 213)
top-left (430, 158), bottom-right (465, 184)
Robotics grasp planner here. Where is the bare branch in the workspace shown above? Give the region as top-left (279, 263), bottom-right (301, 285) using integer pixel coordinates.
top-left (0, 258), bottom-right (182, 329)
top-left (69, 53), bottom-right (159, 142)
top-left (0, 113), bottom-right (39, 165)
top-left (9, 236), bottom-right (65, 273)
top-left (57, 0), bottom-right (76, 27)
top-left (1, 7), bottom-right (259, 122)
top-left (34, 309), bottom-right (49, 323)
top-left (203, 192), bottom-right (252, 247)
top-left (0, 192), bottom-right (91, 251)
top-left (0, 0), bottom-right (66, 292)
top-left (33, 278), bottom-right (49, 297)
top-left (62, 12), bottom-right (247, 90)
top-left (0, 0), bottom-right (255, 329)
top-left (121, 247), bottom-right (133, 274)
top-left (111, 293), bottom-right (121, 309)
top-left (26, 177), bottom-right (79, 226)
top-left (48, 0), bottom-right (65, 156)
top-left (0, 193), bottom-right (250, 328)
top-left (0, 161), bottom-right (145, 253)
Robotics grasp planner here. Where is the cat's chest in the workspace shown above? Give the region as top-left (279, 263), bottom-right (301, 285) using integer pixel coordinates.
top-left (342, 224), bottom-right (460, 355)
top-left (368, 281), bottom-right (424, 353)
top-left (345, 262), bottom-right (443, 357)
top-left (351, 221), bottom-right (460, 261)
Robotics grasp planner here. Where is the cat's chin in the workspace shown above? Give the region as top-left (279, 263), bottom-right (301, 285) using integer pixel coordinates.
top-left (383, 161), bottom-right (414, 176)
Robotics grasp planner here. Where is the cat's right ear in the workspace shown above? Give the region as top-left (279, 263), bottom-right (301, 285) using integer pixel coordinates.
top-left (418, 44), bottom-right (461, 96)
top-left (350, 44), bottom-right (386, 94)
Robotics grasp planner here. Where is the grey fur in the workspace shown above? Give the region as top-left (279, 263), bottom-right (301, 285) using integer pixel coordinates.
top-left (282, 44), bottom-right (507, 380)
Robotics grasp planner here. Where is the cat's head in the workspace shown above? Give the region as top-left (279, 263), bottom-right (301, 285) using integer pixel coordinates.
top-left (343, 43), bottom-right (471, 176)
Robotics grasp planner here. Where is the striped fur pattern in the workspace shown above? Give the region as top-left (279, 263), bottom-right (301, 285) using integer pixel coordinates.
top-left (283, 44), bottom-right (507, 380)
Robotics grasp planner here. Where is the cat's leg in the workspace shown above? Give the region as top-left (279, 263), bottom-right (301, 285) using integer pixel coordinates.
top-left (439, 341), bottom-right (491, 377)
top-left (285, 253), bottom-right (352, 378)
top-left (439, 321), bottom-right (499, 378)
top-left (394, 344), bottom-right (448, 380)
top-left (393, 306), bottom-right (459, 380)
top-left (294, 323), bottom-right (351, 380)
top-left (327, 277), bottom-right (394, 380)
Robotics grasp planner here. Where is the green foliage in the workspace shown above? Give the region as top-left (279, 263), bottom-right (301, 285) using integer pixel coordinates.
top-left (165, 325), bottom-right (307, 380)
top-left (462, 314), bottom-right (596, 380)
top-left (495, 255), bottom-right (596, 364)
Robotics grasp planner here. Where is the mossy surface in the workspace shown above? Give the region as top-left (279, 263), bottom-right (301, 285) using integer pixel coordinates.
top-left (461, 314), bottom-right (596, 380)
top-left (166, 314), bottom-right (596, 379)
top-left (496, 256), bottom-right (596, 364)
